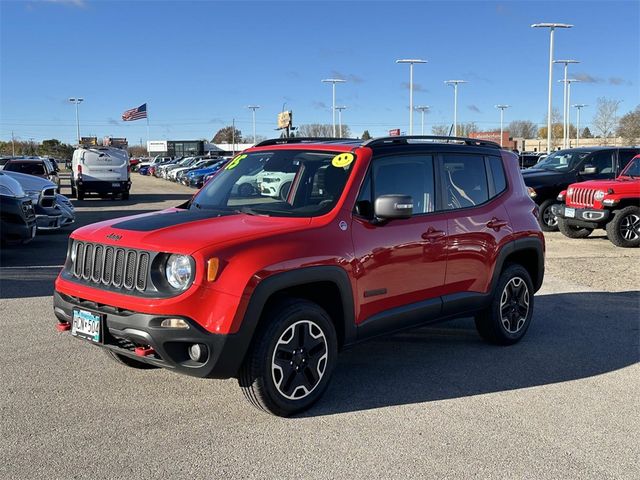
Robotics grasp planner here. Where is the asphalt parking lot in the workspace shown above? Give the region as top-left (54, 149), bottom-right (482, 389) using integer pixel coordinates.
top-left (1, 174), bottom-right (639, 479)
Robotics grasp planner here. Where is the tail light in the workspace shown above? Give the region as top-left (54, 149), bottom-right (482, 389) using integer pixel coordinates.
top-left (77, 164), bottom-right (82, 180)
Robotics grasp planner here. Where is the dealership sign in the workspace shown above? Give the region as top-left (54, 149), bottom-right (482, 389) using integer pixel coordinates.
top-left (147, 140), bottom-right (168, 152)
top-left (389, 129), bottom-right (400, 136)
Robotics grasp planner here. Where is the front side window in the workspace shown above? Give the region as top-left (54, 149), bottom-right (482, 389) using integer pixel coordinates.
top-left (620, 156), bottom-right (640, 177)
top-left (441, 154), bottom-right (489, 209)
top-left (192, 149), bottom-right (355, 217)
top-left (371, 155), bottom-right (435, 214)
top-left (533, 150), bottom-right (591, 172)
top-left (584, 150), bottom-right (614, 174)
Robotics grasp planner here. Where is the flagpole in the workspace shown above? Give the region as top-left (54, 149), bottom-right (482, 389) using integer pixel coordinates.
top-left (146, 102), bottom-right (150, 153)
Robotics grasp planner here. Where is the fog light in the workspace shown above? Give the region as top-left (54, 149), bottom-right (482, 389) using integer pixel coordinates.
top-left (188, 343), bottom-right (207, 362)
top-left (160, 318), bottom-right (189, 329)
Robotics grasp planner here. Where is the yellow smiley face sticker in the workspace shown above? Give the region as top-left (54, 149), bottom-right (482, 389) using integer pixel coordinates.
top-left (225, 154), bottom-right (247, 170)
top-left (331, 152), bottom-right (354, 168)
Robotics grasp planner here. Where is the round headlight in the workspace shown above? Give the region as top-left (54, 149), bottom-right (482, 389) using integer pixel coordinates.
top-left (594, 190), bottom-right (606, 201)
top-left (165, 254), bottom-right (192, 290)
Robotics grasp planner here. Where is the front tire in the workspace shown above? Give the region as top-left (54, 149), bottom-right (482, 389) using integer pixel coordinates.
top-left (605, 206), bottom-right (640, 248)
top-left (475, 264), bottom-right (534, 345)
top-left (539, 199), bottom-right (559, 232)
top-left (239, 299), bottom-right (338, 416)
top-left (558, 218), bottom-right (593, 239)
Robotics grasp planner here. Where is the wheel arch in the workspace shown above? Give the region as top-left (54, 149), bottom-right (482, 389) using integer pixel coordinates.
top-left (492, 238), bottom-right (545, 293)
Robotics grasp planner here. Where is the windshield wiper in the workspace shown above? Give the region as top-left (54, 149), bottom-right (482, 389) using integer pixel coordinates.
top-left (234, 206), bottom-right (267, 216)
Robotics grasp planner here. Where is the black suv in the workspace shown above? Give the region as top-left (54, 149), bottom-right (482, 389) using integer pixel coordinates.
top-left (523, 147), bottom-right (640, 231)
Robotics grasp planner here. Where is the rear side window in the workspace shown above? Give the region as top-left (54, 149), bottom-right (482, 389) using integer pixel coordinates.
top-left (440, 154), bottom-right (488, 209)
top-left (488, 156), bottom-right (507, 195)
top-left (618, 150), bottom-right (639, 169)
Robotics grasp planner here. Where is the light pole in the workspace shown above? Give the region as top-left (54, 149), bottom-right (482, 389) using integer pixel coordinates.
top-left (573, 104), bottom-right (588, 147)
top-left (321, 78), bottom-right (346, 137)
top-left (68, 97), bottom-right (84, 144)
top-left (335, 106), bottom-right (347, 137)
top-left (495, 104), bottom-right (510, 147)
top-left (247, 105), bottom-right (260, 144)
top-left (554, 59), bottom-right (580, 148)
top-left (396, 59), bottom-right (427, 135)
top-left (558, 78), bottom-right (580, 147)
top-left (444, 80), bottom-right (467, 136)
top-left (415, 105), bottom-right (430, 135)
top-left (531, 23), bottom-right (573, 153)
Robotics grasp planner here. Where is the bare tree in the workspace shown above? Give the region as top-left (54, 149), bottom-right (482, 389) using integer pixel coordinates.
top-left (508, 120), bottom-right (538, 138)
top-left (297, 124), bottom-right (351, 138)
top-left (616, 105), bottom-right (640, 145)
top-left (431, 124), bottom-right (450, 136)
top-left (457, 122), bottom-right (478, 136)
top-left (592, 97), bottom-right (621, 143)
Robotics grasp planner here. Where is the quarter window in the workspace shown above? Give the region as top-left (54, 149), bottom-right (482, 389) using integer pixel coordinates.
top-left (488, 156), bottom-right (507, 195)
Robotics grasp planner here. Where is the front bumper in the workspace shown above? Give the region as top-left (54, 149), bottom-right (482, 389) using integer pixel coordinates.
top-left (1, 196), bottom-right (37, 243)
top-left (53, 291), bottom-right (248, 378)
top-left (552, 204), bottom-right (610, 228)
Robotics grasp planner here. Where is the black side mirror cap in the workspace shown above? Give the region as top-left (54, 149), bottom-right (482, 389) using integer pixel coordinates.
top-left (373, 194), bottom-right (413, 222)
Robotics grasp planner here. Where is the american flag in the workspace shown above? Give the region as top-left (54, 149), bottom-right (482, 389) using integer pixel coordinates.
top-left (121, 103), bottom-right (147, 121)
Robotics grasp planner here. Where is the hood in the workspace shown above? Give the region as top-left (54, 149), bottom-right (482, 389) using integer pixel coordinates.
top-left (569, 177), bottom-right (640, 192)
top-left (0, 171), bottom-right (26, 197)
top-left (521, 168), bottom-right (571, 185)
top-left (71, 208), bottom-right (311, 254)
top-left (3, 170), bottom-right (56, 191)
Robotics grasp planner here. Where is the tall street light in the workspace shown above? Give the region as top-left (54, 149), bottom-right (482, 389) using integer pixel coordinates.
top-left (531, 23), bottom-right (573, 153)
top-left (335, 106), bottom-right (347, 137)
top-left (68, 97), bottom-right (84, 144)
top-left (444, 80), bottom-right (467, 136)
top-left (396, 59), bottom-right (427, 135)
top-left (554, 59), bottom-right (580, 148)
top-left (415, 105), bottom-right (430, 135)
top-left (247, 105), bottom-right (260, 144)
top-left (558, 78), bottom-right (581, 147)
top-left (573, 103), bottom-right (588, 147)
top-left (495, 104), bottom-right (510, 147)
top-left (321, 78), bottom-right (346, 137)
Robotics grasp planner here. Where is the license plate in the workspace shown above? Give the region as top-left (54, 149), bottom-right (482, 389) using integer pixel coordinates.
top-left (72, 309), bottom-right (102, 343)
top-left (111, 182), bottom-right (120, 187)
top-left (565, 207), bottom-right (575, 218)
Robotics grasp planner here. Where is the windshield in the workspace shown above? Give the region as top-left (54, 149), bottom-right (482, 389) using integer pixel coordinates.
top-left (191, 149), bottom-right (355, 217)
top-left (532, 150), bottom-right (591, 172)
top-left (620, 156), bottom-right (640, 177)
top-left (5, 162), bottom-right (45, 175)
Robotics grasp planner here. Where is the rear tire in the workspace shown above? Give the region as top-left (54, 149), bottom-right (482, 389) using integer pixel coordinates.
top-left (605, 206), bottom-right (640, 248)
top-left (538, 199), bottom-right (559, 232)
top-left (238, 299), bottom-right (338, 416)
top-left (122, 191), bottom-right (130, 200)
top-left (76, 188), bottom-right (84, 200)
top-left (475, 264), bottom-right (534, 345)
top-left (558, 218), bottom-right (593, 239)
top-left (104, 349), bottom-right (158, 369)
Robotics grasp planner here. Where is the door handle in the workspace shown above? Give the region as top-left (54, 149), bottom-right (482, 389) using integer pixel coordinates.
top-left (486, 218), bottom-right (508, 230)
top-left (422, 227), bottom-right (446, 241)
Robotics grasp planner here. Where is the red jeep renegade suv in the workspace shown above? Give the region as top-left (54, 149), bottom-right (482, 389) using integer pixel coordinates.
top-left (54, 136), bottom-right (545, 416)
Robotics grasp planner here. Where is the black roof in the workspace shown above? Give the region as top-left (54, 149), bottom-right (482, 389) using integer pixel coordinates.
top-left (254, 135), bottom-right (501, 150)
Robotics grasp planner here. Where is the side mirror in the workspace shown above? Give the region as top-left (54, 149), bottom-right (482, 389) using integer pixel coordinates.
top-left (373, 194), bottom-right (413, 221)
top-left (581, 165), bottom-right (597, 175)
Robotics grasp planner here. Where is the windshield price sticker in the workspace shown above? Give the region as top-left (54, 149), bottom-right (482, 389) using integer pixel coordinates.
top-left (331, 153), bottom-right (355, 168)
top-left (226, 154), bottom-right (247, 170)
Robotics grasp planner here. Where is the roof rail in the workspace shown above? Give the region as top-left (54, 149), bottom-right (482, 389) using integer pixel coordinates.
top-left (363, 135), bottom-right (501, 149)
top-left (253, 137), bottom-right (359, 147)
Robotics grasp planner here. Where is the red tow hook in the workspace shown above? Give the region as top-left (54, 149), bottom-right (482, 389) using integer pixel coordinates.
top-left (134, 346), bottom-right (155, 357)
top-left (56, 322), bottom-right (71, 332)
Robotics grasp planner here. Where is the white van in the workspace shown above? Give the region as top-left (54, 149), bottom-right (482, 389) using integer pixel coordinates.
top-left (71, 147), bottom-right (131, 200)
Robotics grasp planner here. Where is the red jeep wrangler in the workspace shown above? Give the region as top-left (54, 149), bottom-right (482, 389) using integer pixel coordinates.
top-left (54, 136), bottom-right (545, 416)
top-left (554, 154), bottom-right (640, 248)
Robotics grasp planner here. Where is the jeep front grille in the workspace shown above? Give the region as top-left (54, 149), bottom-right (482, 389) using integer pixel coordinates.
top-left (71, 241), bottom-right (150, 292)
top-left (571, 188), bottom-right (596, 208)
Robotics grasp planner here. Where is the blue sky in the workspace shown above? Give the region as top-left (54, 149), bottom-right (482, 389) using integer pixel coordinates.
top-left (1, 0), bottom-right (638, 145)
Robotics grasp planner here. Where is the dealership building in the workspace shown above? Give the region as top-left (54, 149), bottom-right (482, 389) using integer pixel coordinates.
top-left (147, 140), bottom-right (254, 157)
